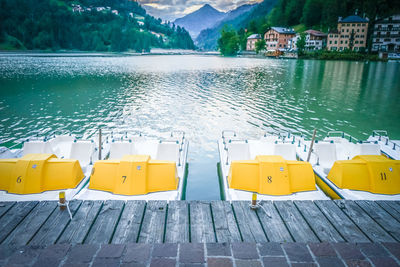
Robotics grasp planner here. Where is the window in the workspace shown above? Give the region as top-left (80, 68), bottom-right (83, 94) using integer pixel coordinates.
top-left (352, 24), bottom-right (355, 26)
top-left (360, 41), bottom-right (363, 44)
top-left (357, 29), bottom-right (359, 32)
top-left (335, 41), bottom-right (337, 44)
top-left (340, 40), bottom-right (343, 44)
top-left (346, 29), bottom-right (349, 32)
top-left (357, 24), bottom-right (360, 26)
top-left (355, 40), bottom-right (358, 44)
top-left (329, 41), bottom-right (332, 44)
top-left (376, 38), bottom-right (380, 42)
top-left (362, 29), bottom-right (365, 32)
top-left (345, 40), bottom-right (348, 44)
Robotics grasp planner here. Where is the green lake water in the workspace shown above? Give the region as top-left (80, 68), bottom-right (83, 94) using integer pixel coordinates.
top-left (0, 54), bottom-right (399, 200)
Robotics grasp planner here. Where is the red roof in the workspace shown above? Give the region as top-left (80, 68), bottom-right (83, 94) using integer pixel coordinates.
top-left (305, 29), bottom-right (327, 37)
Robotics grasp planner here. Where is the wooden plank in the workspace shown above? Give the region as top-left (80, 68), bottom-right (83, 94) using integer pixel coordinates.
top-left (84, 200), bottom-right (124, 244)
top-left (0, 201), bottom-right (38, 244)
top-left (112, 200), bottom-right (146, 244)
top-left (257, 201), bottom-right (293, 242)
top-left (2, 201), bottom-right (57, 246)
top-left (274, 201), bottom-right (319, 242)
top-left (138, 201), bottom-right (167, 243)
top-left (315, 200), bottom-right (369, 242)
top-left (57, 200), bottom-right (103, 244)
top-left (29, 200), bottom-right (82, 245)
top-left (164, 201), bottom-right (189, 243)
top-left (334, 200), bottom-right (395, 242)
top-left (294, 201), bottom-right (344, 242)
top-left (355, 200), bottom-right (400, 242)
top-left (0, 202), bottom-right (16, 218)
top-left (231, 201), bottom-right (267, 242)
top-left (210, 201), bottom-right (241, 243)
top-left (376, 201), bottom-right (400, 222)
top-left (189, 201), bottom-right (216, 243)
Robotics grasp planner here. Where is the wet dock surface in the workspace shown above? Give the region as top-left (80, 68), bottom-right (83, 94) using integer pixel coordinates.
top-left (0, 200), bottom-right (399, 246)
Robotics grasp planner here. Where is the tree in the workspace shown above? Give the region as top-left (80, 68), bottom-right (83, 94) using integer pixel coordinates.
top-left (301, 0), bottom-right (323, 27)
top-left (296, 33), bottom-right (306, 55)
top-left (217, 26), bottom-right (240, 56)
top-left (255, 39), bottom-right (266, 54)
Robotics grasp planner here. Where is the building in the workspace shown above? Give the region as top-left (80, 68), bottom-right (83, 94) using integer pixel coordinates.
top-left (264, 27), bottom-right (296, 51)
top-left (289, 30), bottom-right (327, 51)
top-left (372, 14), bottom-right (400, 52)
top-left (246, 34), bottom-right (262, 51)
top-left (327, 15), bottom-right (369, 51)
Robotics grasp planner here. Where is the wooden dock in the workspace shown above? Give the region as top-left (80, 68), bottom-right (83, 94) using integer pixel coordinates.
top-left (0, 200), bottom-right (399, 246)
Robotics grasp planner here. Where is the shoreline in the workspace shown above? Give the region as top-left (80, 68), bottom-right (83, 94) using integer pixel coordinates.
top-left (0, 50), bottom-right (220, 57)
top-left (0, 50), bottom-right (397, 62)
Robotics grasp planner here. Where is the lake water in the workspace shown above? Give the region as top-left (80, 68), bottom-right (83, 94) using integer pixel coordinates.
top-left (0, 54), bottom-right (399, 200)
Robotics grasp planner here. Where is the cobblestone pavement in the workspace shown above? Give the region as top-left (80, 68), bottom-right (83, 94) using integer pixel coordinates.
top-left (0, 242), bottom-right (399, 267)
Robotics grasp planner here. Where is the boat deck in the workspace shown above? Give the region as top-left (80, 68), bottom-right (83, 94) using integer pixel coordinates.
top-left (0, 200), bottom-right (399, 246)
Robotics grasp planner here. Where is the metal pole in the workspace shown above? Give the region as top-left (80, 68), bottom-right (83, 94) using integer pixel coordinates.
top-left (307, 129), bottom-right (317, 162)
top-left (98, 128), bottom-right (102, 160)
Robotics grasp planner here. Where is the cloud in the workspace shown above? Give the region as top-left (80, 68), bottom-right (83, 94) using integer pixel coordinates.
top-left (137, 0), bottom-right (262, 21)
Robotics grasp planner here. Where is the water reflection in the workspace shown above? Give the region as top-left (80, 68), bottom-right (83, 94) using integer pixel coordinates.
top-left (0, 55), bottom-right (399, 199)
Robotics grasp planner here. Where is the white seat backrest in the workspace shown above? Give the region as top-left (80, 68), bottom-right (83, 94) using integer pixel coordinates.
top-left (156, 142), bottom-right (180, 162)
top-left (227, 142), bottom-right (251, 161)
top-left (109, 142), bottom-right (134, 159)
top-left (249, 141), bottom-right (274, 157)
top-left (70, 141), bottom-right (95, 167)
top-left (352, 143), bottom-right (381, 157)
top-left (23, 141), bottom-right (53, 155)
top-left (260, 135), bottom-right (279, 143)
top-left (49, 136), bottom-right (75, 158)
top-left (273, 143), bottom-right (297, 160)
top-left (0, 147), bottom-right (16, 159)
top-left (314, 142), bottom-right (337, 168)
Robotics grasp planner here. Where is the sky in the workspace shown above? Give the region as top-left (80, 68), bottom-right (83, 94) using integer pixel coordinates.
top-left (137, 0), bottom-right (262, 21)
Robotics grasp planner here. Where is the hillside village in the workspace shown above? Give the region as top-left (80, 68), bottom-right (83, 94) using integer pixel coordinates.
top-left (246, 13), bottom-right (400, 59)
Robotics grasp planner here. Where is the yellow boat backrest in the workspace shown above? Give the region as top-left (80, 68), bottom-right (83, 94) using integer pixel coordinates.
top-left (89, 155), bottom-right (178, 196)
top-left (228, 155), bottom-right (316, 195)
top-left (0, 154), bottom-right (84, 194)
top-left (328, 155), bottom-right (400, 195)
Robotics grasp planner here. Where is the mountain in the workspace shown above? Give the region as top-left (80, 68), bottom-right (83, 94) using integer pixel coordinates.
top-left (174, 4), bottom-right (226, 38)
top-left (196, 0), bottom-right (277, 50)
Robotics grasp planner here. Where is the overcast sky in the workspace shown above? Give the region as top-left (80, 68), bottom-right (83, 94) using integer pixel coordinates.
top-left (137, 0), bottom-right (262, 21)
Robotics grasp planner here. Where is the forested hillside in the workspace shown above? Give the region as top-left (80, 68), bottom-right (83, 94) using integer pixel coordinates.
top-left (0, 0), bottom-right (195, 52)
top-left (268, 0), bottom-right (400, 29)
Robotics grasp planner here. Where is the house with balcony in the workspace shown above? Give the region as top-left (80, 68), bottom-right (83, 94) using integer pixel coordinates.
top-left (246, 34), bottom-right (262, 51)
top-left (372, 14), bottom-right (400, 52)
top-left (289, 30), bottom-right (327, 51)
top-left (264, 27), bottom-right (296, 51)
top-left (327, 15), bottom-right (369, 52)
